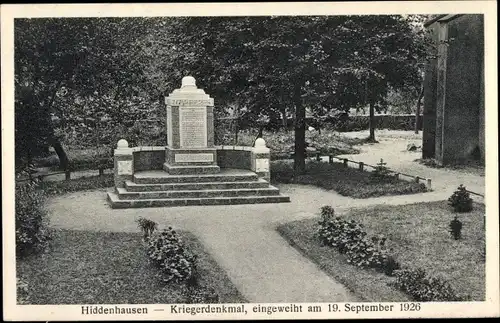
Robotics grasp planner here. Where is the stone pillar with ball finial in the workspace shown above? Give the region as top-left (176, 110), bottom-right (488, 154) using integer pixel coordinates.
top-left (251, 138), bottom-right (271, 182)
top-left (113, 138), bottom-right (134, 188)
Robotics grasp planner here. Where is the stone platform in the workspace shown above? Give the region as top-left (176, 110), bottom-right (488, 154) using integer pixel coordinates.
top-left (107, 169), bottom-right (290, 208)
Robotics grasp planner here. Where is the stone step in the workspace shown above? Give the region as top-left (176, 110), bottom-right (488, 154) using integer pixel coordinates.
top-left (133, 170), bottom-right (259, 184)
top-left (107, 192), bottom-right (291, 208)
top-left (125, 178), bottom-right (270, 192)
top-left (115, 186), bottom-right (281, 199)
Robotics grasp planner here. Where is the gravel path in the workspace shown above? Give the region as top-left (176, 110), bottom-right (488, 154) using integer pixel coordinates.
top-left (335, 130), bottom-right (485, 195)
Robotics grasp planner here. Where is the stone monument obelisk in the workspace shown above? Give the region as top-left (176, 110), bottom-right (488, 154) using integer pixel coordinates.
top-left (163, 76), bottom-right (220, 175)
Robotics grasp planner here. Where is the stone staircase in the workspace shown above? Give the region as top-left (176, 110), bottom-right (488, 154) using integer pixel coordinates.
top-left (107, 169), bottom-right (290, 208)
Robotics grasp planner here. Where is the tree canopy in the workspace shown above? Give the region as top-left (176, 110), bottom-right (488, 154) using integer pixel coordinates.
top-left (14, 15), bottom-right (430, 172)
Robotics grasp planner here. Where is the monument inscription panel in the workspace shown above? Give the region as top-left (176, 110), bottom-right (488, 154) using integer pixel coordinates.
top-left (179, 107), bottom-right (207, 148)
top-left (175, 153), bottom-right (214, 163)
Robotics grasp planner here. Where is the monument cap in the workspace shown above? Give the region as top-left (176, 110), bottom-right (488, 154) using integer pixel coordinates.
top-left (117, 139), bottom-right (129, 148)
top-left (254, 138), bottom-right (267, 148)
top-left (181, 76), bottom-right (196, 88)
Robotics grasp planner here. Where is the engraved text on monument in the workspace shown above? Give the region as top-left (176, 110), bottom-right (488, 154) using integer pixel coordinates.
top-left (179, 107), bottom-right (207, 148)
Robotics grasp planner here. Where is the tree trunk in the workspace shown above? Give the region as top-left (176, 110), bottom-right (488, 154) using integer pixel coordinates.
top-left (294, 87), bottom-right (306, 175)
top-left (234, 118), bottom-right (239, 145)
top-left (415, 86), bottom-right (424, 134)
top-left (281, 110), bottom-right (287, 129)
top-left (49, 137), bottom-right (69, 170)
top-left (368, 101), bottom-right (376, 142)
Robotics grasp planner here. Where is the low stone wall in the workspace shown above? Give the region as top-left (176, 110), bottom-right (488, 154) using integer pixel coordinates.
top-left (216, 146), bottom-right (253, 170)
top-left (132, 147), bottom-right (166, 171)
top-left (113, 139), bottom-right (271, 185)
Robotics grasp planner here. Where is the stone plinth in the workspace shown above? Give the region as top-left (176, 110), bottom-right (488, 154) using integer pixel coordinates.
top-left (113, 139), bottom-right (134, 188)
top-left (164, 76), bottom-right (219, 174)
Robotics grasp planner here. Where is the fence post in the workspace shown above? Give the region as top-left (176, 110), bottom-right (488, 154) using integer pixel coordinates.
top-left (328, 155), bottom-right (333, 164)
top-left (426, 178), bottom-right (432, 190)
top-left (359, 162), bottom-right (364, 171)
top-left (343, 159), bottom-right (348, 168)
top-left (415, 176), bottom-right (420, 183)
top-left (316, 152), bottom-right (321, 162)
top-left (65, 169), bottom-right (71, 181)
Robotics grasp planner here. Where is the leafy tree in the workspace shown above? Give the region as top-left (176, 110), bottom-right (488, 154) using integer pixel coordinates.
top-left (15, 18), bottom-right (156, 169)
top-left (146, 15), bottom-right (429, 172)
top-left (15, 16), bottom-right (429, 175)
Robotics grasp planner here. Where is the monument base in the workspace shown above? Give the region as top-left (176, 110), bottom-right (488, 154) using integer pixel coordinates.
top-left (164, 146), bottom-right (220, 175)
top-left (163, 162), bottom-right (220, 175)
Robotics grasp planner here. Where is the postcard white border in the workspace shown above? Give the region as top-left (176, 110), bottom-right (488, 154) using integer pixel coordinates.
top-left (2, 1), bottom-right (498, 320)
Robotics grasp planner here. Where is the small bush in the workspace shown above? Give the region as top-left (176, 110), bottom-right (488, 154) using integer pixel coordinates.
top-left (369, 159), bottom-right (394, 183)
top-left (320, 205), bottom-right (336, 221)
top-left (15, 173), bottom-right (52, 257)
top-left (270, 160), bottom-right (295, 184)
top-left (449, 216), bottom-right (463, 240)
top-left (136, 217), bottom-right (158, 240)
top-left (38, 174), bottom-right (114, 195)
top-left (392, 268), bottom-right (469, 301)
top-left (317, 209), bottom-right (401, 274)
top-left (382, 254), bottom-right (402, 276)
top-left (145, 227), bottom-right (198, 284)
top-left (448, 185), bottom-right (473, 213)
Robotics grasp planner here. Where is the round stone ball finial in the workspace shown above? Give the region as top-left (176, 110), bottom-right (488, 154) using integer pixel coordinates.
top-left (254, 138), bottom-right (267, 148)
top-left (117, 139), bottom-right (129, 149)
top-left (181, 76), bottom-right (196, 88)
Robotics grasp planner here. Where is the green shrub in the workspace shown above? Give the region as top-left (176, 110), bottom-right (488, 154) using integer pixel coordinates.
top-left (38, 174), bottom-right (114, 195)
top-left (448, 185), bottom-right (473, 213)
top-left (270, 160), bottom-right (295, 183)
top-left (145, 227), bottom-right (198, 284)
top-left (17, 277), bottom-right (30, 304)
top-left (449, 216), bottom-right (463, 240)
top-left (369, 159), bottom-right (394, 183)
top-left (392, 268), bottom-right (469, 301)
top-left (320, 205), bottom-right (336, 221)
top-left (15, 176), bottom-right (52, 257)
top-left (136, 217), bottom-right (158, 240)
top-left (317, 208), bottom-right (400, 274)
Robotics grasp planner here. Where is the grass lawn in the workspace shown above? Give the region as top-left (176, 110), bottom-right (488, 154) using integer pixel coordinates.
top-left (37, 174), bottom-right (114, 196)
top-left (17, 229), bottom-right (246, 304)
top-left (277, 201), bottom-right (485, 302)
top-left (272, 160), bottom-right (428, 198)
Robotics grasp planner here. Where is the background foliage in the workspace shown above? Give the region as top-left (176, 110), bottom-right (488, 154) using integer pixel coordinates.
top-left (15, 15), bottom-right (431, 173)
